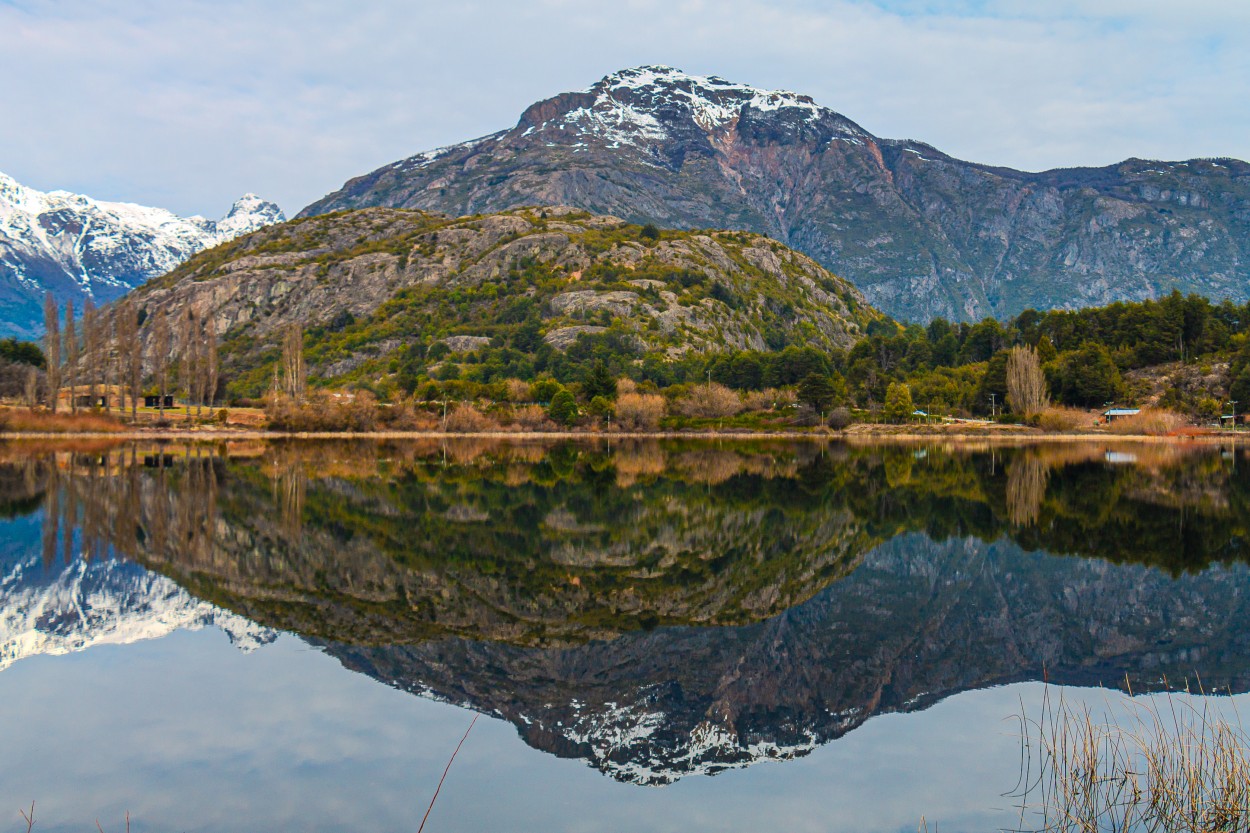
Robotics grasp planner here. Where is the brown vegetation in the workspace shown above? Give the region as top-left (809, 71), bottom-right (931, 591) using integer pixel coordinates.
top-left (1106, 408), bottom-right (1189, 436)
top-left (1036, 406), bottom-right (1093, 431)
top-left (0, 408), bottom-right (127, 433)
top-left (676, 382), bottom-right (742, 418)
top-left (614, 393), bottom-right (666, 430)
top-left (443, 404), bottom-right (499, 433)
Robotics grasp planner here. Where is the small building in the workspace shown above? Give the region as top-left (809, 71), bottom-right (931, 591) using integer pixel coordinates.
top-left (144, 395), bottom-right (175, 408)
top-left (1102, 407), bottom-right (1140, 423)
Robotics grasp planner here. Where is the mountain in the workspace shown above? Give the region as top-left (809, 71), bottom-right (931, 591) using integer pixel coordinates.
top-left (301, 66), bottom-right (1250, 323)
top-left (0, 171), bottom-right (284, 339)
top-left (324, 533), bottom-right (1250, 784)
top-left (130, 206), bottom-right (883, 397)
top-left (0, 515), bottom-right (275, 673)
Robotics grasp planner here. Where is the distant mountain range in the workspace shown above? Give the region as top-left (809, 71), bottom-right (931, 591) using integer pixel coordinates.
top-left (303, 66), bottom-right (1250, 323)
top-left (0, 171), bottom-right (284, 338)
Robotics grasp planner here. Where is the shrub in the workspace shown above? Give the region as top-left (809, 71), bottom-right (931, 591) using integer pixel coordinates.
top-left (504, 378), bottom-right (532, 402)
top-left (827, 407), bottom-right (853, 430)
top-left (1106, 408), bottom-right (1187, 436)
top-left (614, 393), bottom-right (666, 430)
top-left (444, 403), bottom-right (498, 433)
top-left (677, 383), bottom-right (742, 418)
top-left (616, 377), bottom-right (638, 396)
top-left (547, 390), bottom-right (579, 425)
top-left (531, 378), bottom-right (562, 403)
top-left (511, 404), bottom-right (554, 431)
top-left (742, 388), bottom-right (794, 412)
top-left (587, 395), bottom-right (614, 420)
top-left (1036, 406), bottom-right (1091, 431)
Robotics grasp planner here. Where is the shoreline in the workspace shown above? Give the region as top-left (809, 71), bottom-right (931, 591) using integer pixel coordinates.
top-left (1, 425), bottom-right (1244, 444)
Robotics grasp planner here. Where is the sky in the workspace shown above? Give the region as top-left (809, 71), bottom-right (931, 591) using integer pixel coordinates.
top-left (1, 0), bottom-right (1247, 219)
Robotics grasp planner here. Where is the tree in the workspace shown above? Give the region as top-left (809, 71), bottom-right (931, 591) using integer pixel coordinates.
top-left (797, 372), bottom-right (841, 413)
top-left (152, 307), bottom-right (171, 416)
top-left (582, 360), bottom-right (616, 401)
top-left (64, 300), bottom-right (77, 414)
top-left (204, 317), bottom-right (219, 408)
top-left (1056, 342), bottom-right (1122, 407)
top-left (640, 223), bottom-right (660, 241)
top-left (43, 294), bottom-right (60, 412)
top-left (280, 323), bottom-right (306, 401)
top-left (883, 382), bottom-right (915, 423)
top-left (116, 300), bottom-right (141, 420)
top-left (614, 392), bottom-right (665, 430)
top-left (1006, 345), bottom-right (1049, 415)
top-left (677, 383), bottom-right (742, 418)
top-left (547, 389), bottom-right (579, 425)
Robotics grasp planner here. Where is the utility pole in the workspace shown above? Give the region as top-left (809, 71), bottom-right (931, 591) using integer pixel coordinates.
top-left (989, 392), bottom-right (997, 419)
top-left (1232, 400), bottom-right (1239, 432)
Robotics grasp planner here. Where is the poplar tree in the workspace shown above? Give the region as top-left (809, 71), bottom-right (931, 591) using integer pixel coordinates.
top-left (43, 293), bottom-right (60, 412)
top-left (64, 300), bottom-right (77, 414)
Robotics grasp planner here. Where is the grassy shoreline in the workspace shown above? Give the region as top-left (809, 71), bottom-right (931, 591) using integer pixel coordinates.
top-left (0, 423), bottom-right (1244, 443)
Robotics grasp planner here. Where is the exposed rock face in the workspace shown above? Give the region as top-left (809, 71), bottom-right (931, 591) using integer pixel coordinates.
top-left (301, 66), bottom-right (1250, 323)
top-left (127, 206), bottom-right (880, 384)
top-left (0, 172), bottom-right (284, 338)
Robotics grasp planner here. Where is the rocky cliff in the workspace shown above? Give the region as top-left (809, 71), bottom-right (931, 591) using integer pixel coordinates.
top-left (128, 206), bottom-right (881, 393)
top-left (301, 66), bottom-right (1250, 323)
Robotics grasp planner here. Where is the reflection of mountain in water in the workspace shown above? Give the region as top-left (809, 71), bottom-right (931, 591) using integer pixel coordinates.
top-left (324, 533), bottom-right (1250, 784)
top-left (3, 440), bottom-right (1250, 782)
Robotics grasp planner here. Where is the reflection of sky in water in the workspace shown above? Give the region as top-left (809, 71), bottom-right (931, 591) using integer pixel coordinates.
top-left (2, 627), bottom-right (1243, 832)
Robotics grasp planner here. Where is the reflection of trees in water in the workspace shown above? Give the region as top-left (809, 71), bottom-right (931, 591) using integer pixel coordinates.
top-left (1006, 455), bottom-right (1049, 527)
top-left (27, 446), bottom-right (223, 570)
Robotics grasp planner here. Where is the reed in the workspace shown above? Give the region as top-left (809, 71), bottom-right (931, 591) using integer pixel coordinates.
top-left (1010, 682), bottom-right (1250, 832)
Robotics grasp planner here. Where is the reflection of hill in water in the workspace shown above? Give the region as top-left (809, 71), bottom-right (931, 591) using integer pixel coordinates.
top-left (325, 533), bottom-right (1250, 783)
top-left (5, 439), bottom-right (1250, 782)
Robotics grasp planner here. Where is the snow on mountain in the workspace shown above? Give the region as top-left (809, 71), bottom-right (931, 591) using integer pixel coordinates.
top-left (0, 172), bottom-right (285, 338)
top-left (0, 550), bottom-right (276, 673)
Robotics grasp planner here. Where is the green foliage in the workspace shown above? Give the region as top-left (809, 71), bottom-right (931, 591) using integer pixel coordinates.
top-left (1053, 342), bottom-right (1123, 407)
top-left (582, 361), bottom-right (616, 401)
top-left (547, 389), bottom-right (579, 425)
top-left (530, 378), bottom-right (562, 403)
top-left (883, 382), bottom-right (915, 423)
top-left (797, 373), bottom-right (842, 412)
top-left (0, 338), bottom-right (44, 368)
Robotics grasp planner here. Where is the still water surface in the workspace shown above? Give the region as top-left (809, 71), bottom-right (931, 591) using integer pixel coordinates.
top-left (1, 439), bottom-right (1248, 831)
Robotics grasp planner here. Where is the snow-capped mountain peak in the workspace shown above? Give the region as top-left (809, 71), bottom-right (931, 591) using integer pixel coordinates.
top-left (0, 553), bottom-right (277, 673)
top-left (0, 172), bottom-right (285, 338)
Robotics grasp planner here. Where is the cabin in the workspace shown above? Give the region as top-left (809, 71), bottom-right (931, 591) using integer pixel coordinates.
top-left (144, 395), bottom-right (175, 408)
top-left (1102, 407), bottom-right (1140, 423)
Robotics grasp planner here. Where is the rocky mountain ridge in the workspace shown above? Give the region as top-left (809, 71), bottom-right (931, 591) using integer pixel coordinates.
top-left (0, 171), bottom-right (284, 338)
top-left (302, 66), bottom-right (1250, 323)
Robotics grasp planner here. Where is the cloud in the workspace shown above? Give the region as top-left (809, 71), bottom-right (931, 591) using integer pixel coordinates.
top-left (0, 0), bottom-right (1246, 217)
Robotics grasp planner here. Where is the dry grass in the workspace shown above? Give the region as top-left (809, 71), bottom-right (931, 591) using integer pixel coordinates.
top-left (1037, 407), bottom-right (1094, 432)
top-left (1107, 409), bottom-right (1190, 436)
top-left (1, 407), bottom-right (127, 433)
top-left (1011, 683), bottom-right (1250, 832)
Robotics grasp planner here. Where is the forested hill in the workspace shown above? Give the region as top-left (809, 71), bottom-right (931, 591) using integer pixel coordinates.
top-left (125, 206), bottom-right (886, 400)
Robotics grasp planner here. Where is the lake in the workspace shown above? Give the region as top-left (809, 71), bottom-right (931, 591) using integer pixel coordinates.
top-left (1, 438), bottom-right (1248, 832)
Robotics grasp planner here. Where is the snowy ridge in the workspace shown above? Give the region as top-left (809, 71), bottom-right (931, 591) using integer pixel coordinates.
top-left (387, 65), bottom-right (864, 168)
top-left (0, 171), bottom-right (284, 337)
top-left (0, 552), bottom-right (276, 672)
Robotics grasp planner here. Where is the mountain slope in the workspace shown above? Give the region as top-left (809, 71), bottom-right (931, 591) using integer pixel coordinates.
top-left (129, 206), bottom-right (883, 396)
top-left (301, 66), bottom-right (1250, 323)
top-left (0, 171), bottom-right (284, 338)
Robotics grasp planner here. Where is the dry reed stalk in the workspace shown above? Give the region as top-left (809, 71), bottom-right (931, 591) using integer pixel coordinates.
top-left (1010, 682), bottom-right (1250, 832)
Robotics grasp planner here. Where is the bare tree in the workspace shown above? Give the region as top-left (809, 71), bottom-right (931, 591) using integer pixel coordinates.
top-left (205, 317), bottom-right (219, 409)
top-left (1006, 344), bottom-right (1049, 416)
top-left (280, 323), bottom-right (306, 401)
top-left (152, 307), bottom-right (171, 417)
top-left (23, 366), bottom-right (38, 407)
top-left (43, 293), bottom-right (60, 412)
top-left (64, 300), bottom-right (77, 414)
top-left (180, 309), bottom-right (198, 420)
top-left (83, 299), bottom-right (99, 410)
top-left (116, 300), bottom-right (141, 421)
